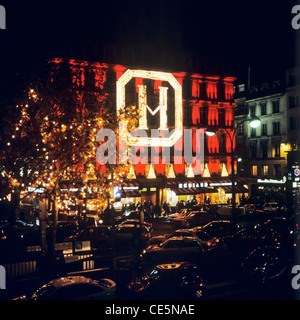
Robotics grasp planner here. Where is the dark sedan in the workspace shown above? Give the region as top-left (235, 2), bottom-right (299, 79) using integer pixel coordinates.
top-left (14, 276), bottom-right (116, 300)
top-left (126, 262), bottom-right (206, 300)
top-left (240, 246), bottom-right (293, 289)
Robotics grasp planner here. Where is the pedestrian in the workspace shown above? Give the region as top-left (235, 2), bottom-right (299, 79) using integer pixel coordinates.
top-left (168, 203), bottom-right (172, 215)
top-left (176, 201), bottom-right (180, 212)
top-left (163, 202), bottom-right (168, 217)
top-left (149, 201), bottom-right (154, 220)
top-left (153, 203), bottom-right (161, 218)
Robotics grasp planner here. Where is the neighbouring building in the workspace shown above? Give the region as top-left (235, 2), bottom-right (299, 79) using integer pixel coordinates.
top-left (234, 68), bottom-right (300, 203)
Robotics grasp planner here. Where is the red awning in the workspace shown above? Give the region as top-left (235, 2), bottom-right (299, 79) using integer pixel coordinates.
top-left (121, 182), bottom-right (141, 198)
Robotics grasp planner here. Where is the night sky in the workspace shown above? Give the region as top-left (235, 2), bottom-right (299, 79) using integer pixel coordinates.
top-left (0, 0), bottom-right (298, 103)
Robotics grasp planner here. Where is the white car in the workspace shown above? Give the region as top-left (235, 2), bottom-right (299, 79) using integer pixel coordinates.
top-left (168, 208), bottom-right (189, 221)
top-left (141, 236), bottom-right (204, 264)
top-left (14, 276), bottom-right (116, 300)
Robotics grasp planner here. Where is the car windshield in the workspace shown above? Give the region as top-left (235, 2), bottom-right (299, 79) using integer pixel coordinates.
top-left (195, 231), bottom-right (212, 240)
top-left (187, 211), bottom-right (198, 218)
top-left (172, 231), bottom-right (192, 237)
top-left (139, 268), bottom-right (179, 285)
top-left (245, 249), bottom-right (269, 269)
top-left (161, 239), bottom-right (184, 248)
top-left (31, 283), bottom-right (57, 300)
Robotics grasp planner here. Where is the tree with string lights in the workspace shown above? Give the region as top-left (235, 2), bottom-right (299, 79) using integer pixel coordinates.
top-left (0, 60), bottom-right (137, 253)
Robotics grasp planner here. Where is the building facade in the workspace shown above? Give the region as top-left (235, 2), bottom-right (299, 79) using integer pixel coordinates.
top-left (51, 58), bottom-right (247, 208)
top-left (234, 70), bottom-right (300, 202)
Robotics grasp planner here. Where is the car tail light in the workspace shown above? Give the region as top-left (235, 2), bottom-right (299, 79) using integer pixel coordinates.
top-left (207, 239), bottom-right (219, 247)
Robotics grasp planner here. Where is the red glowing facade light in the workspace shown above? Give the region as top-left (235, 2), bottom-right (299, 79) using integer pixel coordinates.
top-left (49, 58), bottom-right (236, 180)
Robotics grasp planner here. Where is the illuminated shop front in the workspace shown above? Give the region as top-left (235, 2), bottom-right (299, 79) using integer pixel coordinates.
top-left (50, 59), bottom-right (248, 207)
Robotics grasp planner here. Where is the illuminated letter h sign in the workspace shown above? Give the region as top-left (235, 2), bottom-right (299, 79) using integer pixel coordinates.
top-left (117, 69), bottom-right (183, 147)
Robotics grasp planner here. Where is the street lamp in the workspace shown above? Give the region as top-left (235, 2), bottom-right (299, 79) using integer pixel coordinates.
top-left (205, 126), bottom-right (217, 136)
top-left (205, 116), bottom-right (261, 225)
top-left (248, 116), bottom-right (261, 129)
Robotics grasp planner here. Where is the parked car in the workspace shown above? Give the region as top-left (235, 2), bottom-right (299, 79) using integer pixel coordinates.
top-left (172, 210), bottom-right (220, 228)
top-left (14, 276), bottom-right (116, 300)
top-left (168, 208), bottom-right (189, 222)
top-left (261, 217), bottom-right (293, 247)
top-left (244, 204), bottom-right (264, 214)
top-left (235, 226), bottom-right (283, 258)
top-left (115, 223), bottom-right (151, 245)
top-left (240, 246), bottom-right (293, 288)
top-left (195, 220), bottom-right (237, 238)
top-left (118, 219), bottom-right (153, 233)
top-left (78, 214), bottom-right (104, 228)
top-left (119, 210), bottom-right (152, 223)
top-left (64, 225), bottom-right (113, 251)
top-left (53, 221), bottom-right (79, 242)
top-left (150, 229), bottom-right (219, 251)
top-left (263, 217), bottom-right (291, 233)
top-left (141, 236), bottom-right (204, 265)
top-left (126, 262), bottom-right (206, 300)
top-left (215, 206), bottom-right (246, 217)
top-left (263, 202), bottom-right (279, 213)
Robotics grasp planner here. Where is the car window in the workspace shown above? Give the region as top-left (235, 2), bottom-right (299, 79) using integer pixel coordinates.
top-left (187, 212), bottom-right (196, 218)
top-left (173, 231), bottom-right (191, 237)
top-left (31, 284), bottom-right (57, 300)
top-left (203, 224), bottom-right (216, 233)
top-left (163, 240), bottom-right (183, 248)
top-left (245, 250), bottom-right (268, 268)
top-left (195, 231), bottom-right (212, 240)
top-left (183, 240), bottom-right (201, 248)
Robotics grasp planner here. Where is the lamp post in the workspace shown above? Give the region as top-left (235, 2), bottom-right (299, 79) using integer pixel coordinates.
top-left (206, 116), bottom-right (261, 224)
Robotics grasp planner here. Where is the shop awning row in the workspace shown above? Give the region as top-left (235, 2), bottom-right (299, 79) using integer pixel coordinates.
top-left (173, 187), bottom-right (217, 195)
top-left (165, 177), bottom-right (246, 187)
top-left (121, 178), bottom-right (249, 197)
top-left (121, 182), bottom-right (141, 198)
top-left (171, 185), bottom-right (248, 195)
top-left (221, 185), bottom-right (249, 194)
top-left (121, 190), bottom-right (141, 197)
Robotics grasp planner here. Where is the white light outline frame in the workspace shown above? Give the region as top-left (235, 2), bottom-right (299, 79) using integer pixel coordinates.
top-left (117, 69), bottom-right (183, 147)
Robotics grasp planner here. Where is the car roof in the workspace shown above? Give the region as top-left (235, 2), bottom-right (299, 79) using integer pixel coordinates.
top-left (85, 225), bottom-right (111, 229)
top-left (123, 219), bottom-right (148, 224)
top-left (174, 229), bottom-right (195, 233)
top-left (196, 220), bottom-right (232, 228)
top-left (167, 236), bottom-right (199, 241)
top-left (118, 224), bottom-right (145, 229)
top-left (49, 276), bottom-right (98, 288)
